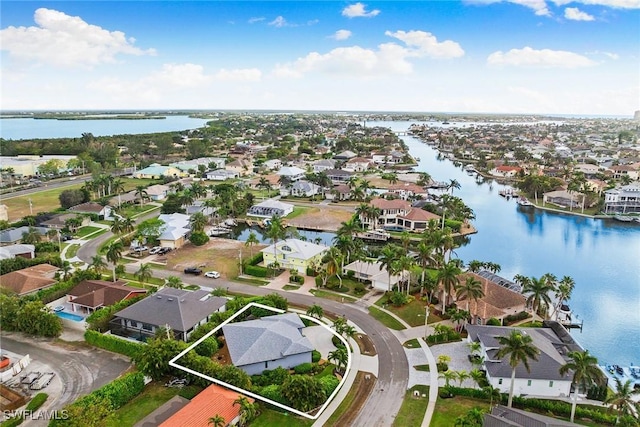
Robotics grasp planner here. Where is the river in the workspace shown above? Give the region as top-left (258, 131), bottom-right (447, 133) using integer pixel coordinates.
top-left (371, 120), bottom-right (640, 366)
top-left (0, 115), bottom-right (210, 140)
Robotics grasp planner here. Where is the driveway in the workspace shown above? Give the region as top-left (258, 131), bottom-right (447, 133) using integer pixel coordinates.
top-left (1, 333), bottom-right (131, 426)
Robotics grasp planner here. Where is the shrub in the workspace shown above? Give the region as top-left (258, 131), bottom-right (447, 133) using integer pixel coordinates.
top-left (319, 375), bottom-right (340, 397)
top-left (486, 318), bottom-right (502, 326)
top-left (244, 264), bottom-right (268, 278)
top-left (195, 337), bottom-right (219, 357)
top-left (294, 362), bottom-right (314, 375)
top-left (246, 252), bottom-right (264, 266)
top-left (306, 267), bottom-right (317, 277)
top-left (390, 291), bottom-right (408, 306)
top-left (25, 393), bottom-right (48, 411)
top-left (86, 295), bottom-right (145, 332)
top-left (259, 384), bottom-right (290, 406)
top-left (504, 311), bottom-right (531, 325)
top-left (189, 231), bottom-right (209, 246)
top-left (312, 350), bottom-right (321, 363)
top-left (84, 330), bottom-right (144, 358)
top-left (354, 283), bottom-right (366, 294)
top-left (34, 242), bottom-right (60, 253)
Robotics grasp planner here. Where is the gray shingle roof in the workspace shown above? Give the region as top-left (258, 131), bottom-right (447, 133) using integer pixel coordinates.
top-left (114, 288), bottom-right (226, 332)
top-left (466, 324), bottom-right (576, 381)
top-left (222, 313), bottom-right (314, 366)
top-left (0, 226), bottom-right (49, 243)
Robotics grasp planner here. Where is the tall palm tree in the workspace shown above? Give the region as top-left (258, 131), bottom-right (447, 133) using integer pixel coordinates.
top-left (90, 255), bottom-right (107, 275)
top-left (553, 276), bottom-right (575, 321)
top-left (208, 414), bottom-right (225, 427)
top-left (135, 185), bottom-right (148, 207)
top-left (448, 178), bottom-right (461, 195)
top-left (257, 176), bottom-right (271, 199)
top-left (306, 304), bottom-right (324, 319)
top-left (456, 275), bottom-right (484, 314)
top-left (265, 215), bottom-right (286, 271)
top-left (120, 215), bottom-right (135, 235)
top-left (396, 254), bottom-right (415, 295)
top-left (604, 377), bottom-right (640, 418)
top-left (165, 276), bottom-right (183, 289)
top-left (105, 241), bottom-right (124, 282)
top-left (112, 178), bottom-right (126, 207)
top-left (495, 330), bottom-right (540, 407)
top-left (559, 350), bottom-right (605, 423)
top-left (323, 246), bottom-right (344, 287)
top-left (190, 211), bottom-right (208, 232)
top-left (110, 216), bottom-right (124, 235)
top-left (436, 261), bottom-right (461, 314)
top-left (416, 240), bottom-right (436, 294)
top-left (135, 263), bottom-right (153, 284)
top-left (233, 396), bottom-right (257, 427)
top-left (523, 276), bottom-right (555, 318)
top-left (244, 231), bottom-right (259, 258)
top-left (378, 244), bottom-right (400, 292)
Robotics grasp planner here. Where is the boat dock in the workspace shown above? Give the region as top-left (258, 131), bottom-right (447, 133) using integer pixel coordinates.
top-left (355, 230), bottom-right (391, 241)
top-left (499, 188), bottom-right (519, 198)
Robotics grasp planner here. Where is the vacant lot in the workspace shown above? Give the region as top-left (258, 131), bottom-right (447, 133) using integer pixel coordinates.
top-left (3, 183), bottom-right (84, 221)
top-left (286, 206), bottom-right (353, 231)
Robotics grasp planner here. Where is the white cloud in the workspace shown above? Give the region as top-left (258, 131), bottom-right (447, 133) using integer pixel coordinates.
top-left (487, 46), bottom-right (596, 68)
top-left (552, 0), bottom-right (640, 9)
top-left (269, 16), bottom-right (288, 27)
top-left (248, 17), bottom-right (265, 24)
top-left (587, 50), bottom-right (620, 59)
top-left (0, 8), bottom-right (155, 68)
top-left (147, 63), bottom-right (214, 87)
top-left (332, 29), bottom-right (352, 40)
top-left (342, 3), bottom-right (381, 18)
top-left (214, 68), bottom-right (262, 81)
top-left (385, 30), bottom-right (465, 58)
top-left (564, 7), bottom-right (596, 20)
top-left (466, 0), bottom-right (551, 16)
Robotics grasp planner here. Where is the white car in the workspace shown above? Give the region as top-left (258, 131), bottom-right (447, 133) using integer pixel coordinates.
top-left (204, 271), bottom-right (220, 279)
top-left (149, 246), bottom-right (162, 255)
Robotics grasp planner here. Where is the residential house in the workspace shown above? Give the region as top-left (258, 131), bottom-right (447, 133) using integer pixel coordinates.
top-left (112, 288), bottom-right (227, 341)
top-left (261, 238), bottom-right (328, 274)
top-left (69, 202), bottom-right (112, 219)
top-left (157, 213), bottom-right (191, 249)
top-left (132, 164), bottom-right (184, 179)
top-left (157, 385), bottom-right (252, 427)
top-left (573, 163), bottom-right (601, 179)
top-left (360, 198), bottom-right (411, 229)
top-left (543, 190), bottom-right (583, 209)
top-left (170, 157), bottom-right (226, 174)
top-left (387, 182), bottom-right (429, 200)
top-left (222, 313), bottom-right (314, 375)
top-left (343, 157), bottom-right (373, 173)
top-left (604, 183), bottom-right (640, 214)
top-left (263, 159), bottom-right (282, 171)
top-left (145, 184), bottom-right (171, 201)
top-left (225, 158), bottom-right (253, 176)
top-left (334, 150), bottom-right (357, 161)
top-left (247, 200), bottom-right (294, 218)
top-left (0, 155), bottom-right (77, 177)
top-left (205, 169), bottom-right (239, 181)
top-left (343, 260), bottom-right (403, 292)
top-left (326, 184), bottom-right (352, 201)
top-left (0, 264), bottom-right (59, 296)
top-left (465, 323), bottom-right (578, 399)
top-left (453, 272), bottom-right (527, 325)
top-left (484, 405), bottom-right (581, 427)
top-left (276, 166), bottom-right (306, 182)
top-left (0, 244), bottom-right (36, 260)
top-left (108, 190), bottom-right (138, 207)
top-left (66, 280), bottom-right (147, 315)
top-left (325, 169), bottom-right (354, 184)
top-left (0, 226), bottom-right (50, 246)
top-left (280, 180), bottom-right (321, 198)
top-left (489, 166), bottom-right (523, 178)
top-left (312, 159), bottom-right (336, 173)
top-left (395, 208), bottom-right (440, 232)
top-left (610, 165), bottom-right (639, 181)
top-left (41, 213), bottom-right (91, 230)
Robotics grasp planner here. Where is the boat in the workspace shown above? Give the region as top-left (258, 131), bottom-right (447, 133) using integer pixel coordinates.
top-left (614, 215), bottom-right (635, 222)
top-left (442, 120), bottom-right (450, 125)
top-left (517, 197), bottom-right (533, 207)
top-left (208, 226), bottom-right (231, 236)
top-left (601, 364), bottom-right (640, 389)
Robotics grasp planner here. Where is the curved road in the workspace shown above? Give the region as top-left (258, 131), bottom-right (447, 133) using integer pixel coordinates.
top-left (78, 229), bottom-right (409, 426)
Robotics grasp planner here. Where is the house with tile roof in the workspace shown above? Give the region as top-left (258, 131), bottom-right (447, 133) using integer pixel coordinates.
top-left (225, 158), bottom-right (253, 176)
top-left (222, 313), bottom-right (314, 375)
top-left (395, 208), bottom-right (440, 232)
top-left (66, 280), bottom-right (147, 314)
top-left (158, 384), bottom-right (251, 427)
top-left (489, 165), bottom-right (523, 178)
top-left (112, 288), bottom-right (227, 341)
top-left (465, 322), bottom-right (578, 398)
top-left (453, 272), bottom-right (527, 325)
top-left (387, 182), bottom-right (429, 200)
top-left (343, 157), bottom-right (374, 173)
top-left (0, 264), bottom-right (59, 296)
top-left (343, 260), bottom-right (404, 292)
top-left (362, 198), bottom-right (436, 231)
top-left (260, 238), bottom-right (328, 274)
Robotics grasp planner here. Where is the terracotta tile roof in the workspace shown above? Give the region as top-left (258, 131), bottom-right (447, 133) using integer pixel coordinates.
top-left (0, 264), bottom-right (58, 295)
top-left (388, 183), bottom-right (428, 193)
top-left (398, 208), bottom-right (440, 221)
top-left (455, 273), bottom-right (526, 319)
top-left (370, 198), bottom-right (411, 210)
top-left (160, 384), bottom-right (252, 427)
top-left (347, 157), bottom-right (372, 163)
top-left (68, 280), bottom-right (146, 309)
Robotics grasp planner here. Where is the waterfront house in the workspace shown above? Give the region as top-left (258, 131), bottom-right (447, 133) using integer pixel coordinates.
top-left (604, 183), bottom-right (640, 214)
top-left (387, 182), bottom-right (429, 200)
top-left (325, 169), bottom-right (354, 184)
top-left (276, 166), bottom-right (306, 182)
top-left (610, 165), bottom-right (639, 181)
top-left (156, 213), bottom-right (190, 249)
top-left (395, 208), bottom-right (440, 232)
top-left (157, 385), bottom-right (251, 427)
top-left (222, 313), bottom-right (314, 375)
top-left (111, 288), bottom-right (227, 341)
top-left (343, 157), bottom-right (374, 173)
top-left (360, 198), bottom-right (411, 230)
top-left (343, 260), bottom-right (403, 292)
top-left (542, 190), bottom-right (582, 209)
top-left (247, 200), bottom-right (294, 218)
top-left (489, 165), bottom-right (522, 178)
top-left (280, 180), bottom-right (321, 198)
top-left (465, 323), bottom-right (576, 399)
top-left (66, 279), bottom-right (147, 315)
top-left (260, 238), bottom-right (328, 274)
top-left (0, 264), bottom-right (59, 296)
top-left (326, 184), bottom-right (352, 201)
top-left (132, 164), bottom-right (183, 179)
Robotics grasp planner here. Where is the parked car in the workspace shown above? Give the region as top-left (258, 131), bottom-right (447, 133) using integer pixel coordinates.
top-left (133, 246), bottom-right (149, 252)
top-left (204, 271), bottom-right (220, 279)
top-left (184, 267), bottom-right (202, 275)
top-left (158, 247), bottom-right (172, 255)
top-left (149, 246), bottom-right (162, 255)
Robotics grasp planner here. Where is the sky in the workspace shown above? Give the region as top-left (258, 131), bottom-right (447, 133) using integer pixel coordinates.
top-left (1, 1), bottom-right (639, 115)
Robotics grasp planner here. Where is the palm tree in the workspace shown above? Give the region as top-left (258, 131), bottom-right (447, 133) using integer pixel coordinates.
top-left (604, 377), bottom-right (640, 418)
top-left (455, 370), bottom-right (470, 387)
top-left (495, 330), bottom-right (540, 407)
top-left (135, 185), bottom-right (148, 207)
top-left (90, 255), bottom-right (107, 275)
top-left (306, 304), bottom-right (324, 319)
top-left (244, 231), bottom-right (259, 258)
top-left (265, 215), bottom-right (286, 273)
top-left (416, 240), bottom-right (436, 295)
top-left (523, 276), bottom-right (555, 318)
top-left (396, 254), bottom-right (415, 295)
top-left (448, 178), bottom-right (461, 195)
top-left (324, 246), bottom-right (344, 287)
top-left (233, 396), bottom-right (257, 427)
top-left (553, 276), bottom-right (575, 321)
top-left (21, 226), bottom-right (42, 244)
top-left (135, 263), bottom-right (153, 284)
top-left (120, 215), bottom-right (135, 235)
top-left (59, 261), bottom-right (73, 281)
top-left (165, 276), bottom-right (183, 289)
top-left (105, 241), bottom-right (124, 282)
top-left (328, 347), bottom-right (348, 374)
top-left (112, 178), bottom-right (126, 207)
top-left (559, 350), bottom-right (605, 423)
top-left (257, 176), bottom-right (271, 198)
top-left (110, 216), bottom-right (124, 235)
top-left (467, 260), bottom-right (484, 273)
top-left (208, 414), bottom-right (225, 427)
top-left (469, 368), bottom-right (485, 388)
top-left (456, 276), bottom-right (484, 314)
top-left (379, 244), bottom-right (400, 292)
top-left (190, 211), bottom-right (208, 232)
top-left (436, 261), bottom-right (461, 314)
top-left (439, 370), bottom-right (457, 388)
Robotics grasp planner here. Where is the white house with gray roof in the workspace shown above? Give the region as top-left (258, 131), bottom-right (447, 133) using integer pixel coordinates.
top-left (112, 288), bottom-right (227, 341)
top-left (222, 313), bottom-right (314, 375)
top-left (465, 323), bottom-right (578, 399)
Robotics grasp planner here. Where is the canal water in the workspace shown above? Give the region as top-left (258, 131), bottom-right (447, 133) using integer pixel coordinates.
top-left (371, 120), bottom-right (640, 366)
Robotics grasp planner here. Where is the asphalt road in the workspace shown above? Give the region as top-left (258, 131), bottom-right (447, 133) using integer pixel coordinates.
top-left (78, 227), bottom-right (409, 426)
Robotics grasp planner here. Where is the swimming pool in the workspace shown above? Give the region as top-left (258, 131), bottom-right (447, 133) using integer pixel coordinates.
top-left (56, 311), bottom-right (85, 322)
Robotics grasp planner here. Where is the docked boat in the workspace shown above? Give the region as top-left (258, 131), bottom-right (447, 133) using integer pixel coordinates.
top-left (614, 215), bottom-right (635, 222)
top-left (208, 226), bottom-right (232, 236)
top-left (517, 197), bottom-right (534, 207)
top-left (601, 364), bottom-right (640, 390)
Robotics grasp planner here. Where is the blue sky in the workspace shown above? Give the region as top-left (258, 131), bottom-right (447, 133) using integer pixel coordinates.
top-left (1, 1), bottom-right (638, 115)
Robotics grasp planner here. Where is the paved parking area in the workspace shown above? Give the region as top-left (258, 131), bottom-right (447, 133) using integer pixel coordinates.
top-left (429, 341), bottom-right (476, 387)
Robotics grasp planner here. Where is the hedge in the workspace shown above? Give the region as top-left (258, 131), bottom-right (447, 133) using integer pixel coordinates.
top-left (0, 256), bottom-right (62, 276)
top-left (246, 252), bottom-right (264, 266)
top-left (84, 330), bottom-right (145, 358)
top-left (25, 393), bottom-right (48, 411)
top-left (26, 280), bottom-right (77, 305)
top-left (293, 363), bottom-right (314, 375)
top-left (86, 295), bottom-right (146, 332)
top-left (244, 264), bottom-right (268, 278)
top-left (504, 311), bottom-right (531, 325)
top-left (312, 350), bottom-right (321, 363)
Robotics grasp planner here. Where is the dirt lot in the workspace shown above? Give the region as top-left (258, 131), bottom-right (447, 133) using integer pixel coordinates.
top-left (286, 206), bottom-right (354, 231)
top-left (165, 238), bottom-right (267, 278)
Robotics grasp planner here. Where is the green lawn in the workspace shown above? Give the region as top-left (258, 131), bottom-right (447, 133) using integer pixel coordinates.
top-left (75, 226), bottom-right (103, 238)
top-left (404, 338), bottom-right (420, 348)
top-left (413, 364), bottom-right (431, 372)
top-left (249, 408), bottom-right (312, 427)
top-left (375, 295), bottom-right (442, 327)
top-left (66, 243), bottom-right (81, 259)
top-left (119, 272), bottom-right (164, 287)
top-left (283, 284), bottom-right (300, 291)
top-left (367, 306), bottom-right (406, 330)
top-left (115, 204), bottom-right (160, 218)
top-left (286, 206), bottom-right (313, 219)
top-left (325, 277), bottom-right (368, 297)
top-left (105, 382), bottom-right (180, 427)
top-left (310, 289), bottom-right (357, 303)
top-left (392, 385), bottom-right (430, 427)
top-left (235, 277), bottom-right (270, 286)
top-left (430, 396), bottom-right (489, 427)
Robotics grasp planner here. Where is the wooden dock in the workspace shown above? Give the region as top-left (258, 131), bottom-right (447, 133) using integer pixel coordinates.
top-left (356, 231), bottom-right (391, 241)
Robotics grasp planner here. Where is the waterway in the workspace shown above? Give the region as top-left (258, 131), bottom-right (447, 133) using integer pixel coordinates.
top-left (371, 120), bottom-right (640, 366)
top-left (0, 115), bottom-right (210, 140)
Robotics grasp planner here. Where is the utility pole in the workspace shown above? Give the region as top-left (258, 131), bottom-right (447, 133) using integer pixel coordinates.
top-left (28, 198), bottom-right (33, 215)
top-left (424, 304), bottom-right (430, 341)
top-left (238, 249), bottom-right (243, 276)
